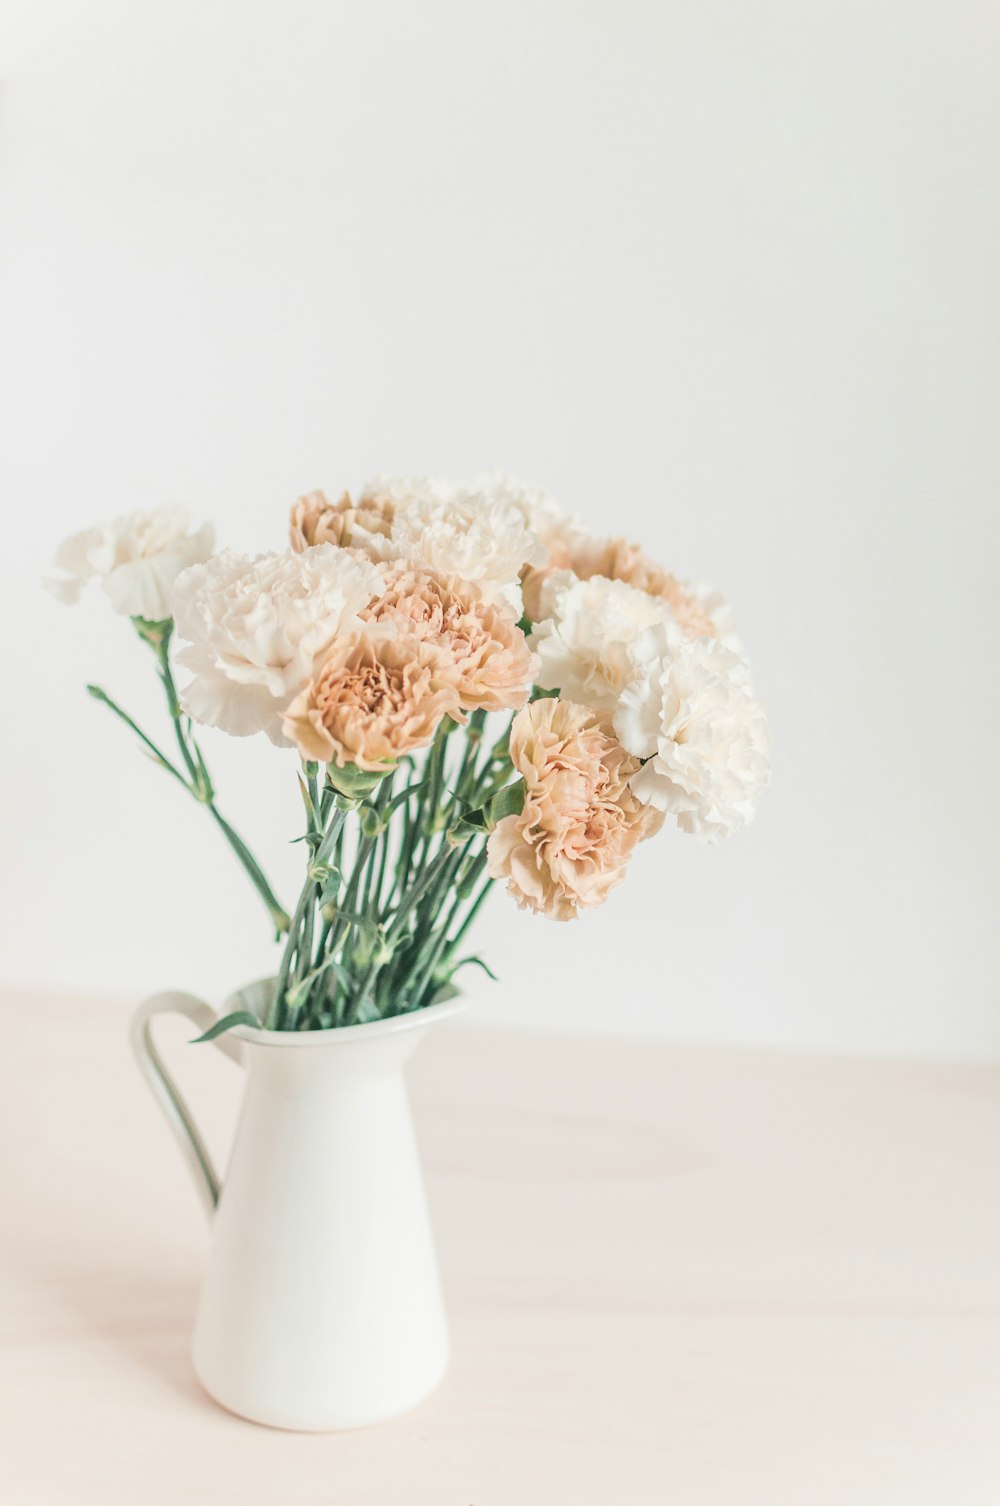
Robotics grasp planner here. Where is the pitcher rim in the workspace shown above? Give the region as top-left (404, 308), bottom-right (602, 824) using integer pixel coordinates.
top-left (222, 977), bottom-right (471, 1048)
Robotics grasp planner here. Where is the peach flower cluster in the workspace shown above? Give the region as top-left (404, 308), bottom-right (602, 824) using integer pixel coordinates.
top-left (362, 565), bottom-right (536, 716)
top-left (280, 564), bottom-right (537, 768)
top-left (290, 489), bottom-right (395, 553)
top-left (486, 698), bottom-right (662, 922)
top-left (282, 631), bottom-right (457, 771)
top-left (52, 472), bottom-right (771, 950)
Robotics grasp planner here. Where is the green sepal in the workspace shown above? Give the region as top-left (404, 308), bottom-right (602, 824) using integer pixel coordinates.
top-left (324, 762), bottom-right (394, 802)
top-left (131, 616), bottom-right (173, 652)
top-left (357, 801), bottom-right (383, 838)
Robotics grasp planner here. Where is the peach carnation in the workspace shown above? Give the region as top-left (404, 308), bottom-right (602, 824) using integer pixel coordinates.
top-left (289, 489), bottom-right (395, 553)
top-left (524, 531), bottom-right (731, 644)
top-left (363, 566), bottom-right (536, 716)
top-left (281, 630), bottom-right (458, 770)
top-left (486, 698), bottom-right (662, 922)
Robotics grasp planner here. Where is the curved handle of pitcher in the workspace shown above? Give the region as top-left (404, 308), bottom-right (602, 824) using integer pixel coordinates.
top-left (130, 991), bottom-right (247, 1219)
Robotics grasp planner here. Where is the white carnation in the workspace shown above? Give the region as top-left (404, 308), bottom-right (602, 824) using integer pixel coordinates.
top-left (614, 625), bottom-right (770, 842)
top-left (528, 570), bottom-right (677, 711)
top-left (46, 505), bottom-right (214, 620)
top-left (475, 469), bottom-right (589, 546)
top-left (359, 473), bottom-right (545, 613)
top-left (171, 545), bottom-right (383, 745)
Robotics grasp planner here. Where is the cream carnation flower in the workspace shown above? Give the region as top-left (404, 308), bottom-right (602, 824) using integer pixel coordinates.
top-left (614, 626), bottom-right (770, 842)
top-left (481, 471), bottom-right (596, 624)
top-left (475, 469), bottom-right (587, 549)
top-left (281, 629), bottom-right (458, 770)
top-left (564, 535), bottom-right (735, 645)
top-left (528, 570), bottom-right (677, 712)
top-left (486, 698), bottom-right (662, 922)
top-left (363, 565), bottom-right (536, 715)
top-left (47, 505), bottom-right (214, 620)
top-left (359, 474), bottom-right (545, 613)
top-left (289, 489), bottom-right (395, 552)
top-left (524, 527), bottom-right (734, 646)
top-left (172, 545), bottom-right (383, 745)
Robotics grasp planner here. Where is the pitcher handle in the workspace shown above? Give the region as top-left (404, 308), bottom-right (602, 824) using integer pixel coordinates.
top-left (130, 990), bottom-right (247, 1218)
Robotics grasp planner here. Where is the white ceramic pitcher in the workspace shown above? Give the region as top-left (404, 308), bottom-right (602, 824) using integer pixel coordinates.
top-left (130, 977), bottom-right (465, 1431)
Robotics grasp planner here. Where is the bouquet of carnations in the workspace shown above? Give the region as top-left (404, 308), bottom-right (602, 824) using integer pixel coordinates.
top-left (49, 474), bottom-right (770, 1034)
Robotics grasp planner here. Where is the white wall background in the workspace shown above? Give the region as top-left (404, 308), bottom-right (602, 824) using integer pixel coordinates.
top-left (1, 0), bottom-right (997, 1057)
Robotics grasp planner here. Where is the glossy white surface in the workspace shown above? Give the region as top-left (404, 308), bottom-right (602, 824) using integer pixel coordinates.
top-left (3, 989), bottom-right (1000, 1503)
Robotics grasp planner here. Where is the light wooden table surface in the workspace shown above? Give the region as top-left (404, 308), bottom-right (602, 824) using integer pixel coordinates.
top-left (2, 991), bottom-right (1000, 1505)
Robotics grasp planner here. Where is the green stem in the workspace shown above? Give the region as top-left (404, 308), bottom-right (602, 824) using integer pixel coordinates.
top-left (383, 839), bottom-right (462, 941)
top-left (207, 807), bottom-right (289, 937)
top-left (443, 869), bottom-right (495, 959)
top-left (411, 720), bottom-right (452, 874)
top-left (320, 829), bottom-right (377, 1012)
top-left (271, 875), bottom-right (316, 1029)
top-left (86, 685), bottom-right (190, 791)
top-left (89, 674), bottom-right (290, 937)
top-left (454, 709), bottom-right (487, 802)
top-left (147, 624), bottom-right (290, 937)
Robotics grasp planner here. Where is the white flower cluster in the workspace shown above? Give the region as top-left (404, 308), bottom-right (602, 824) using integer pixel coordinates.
top-left (529, 570), bottom-right (677, 712)
top-left (615, 627), bottom-right (771, 841)
top-left (359, 473), bottom-right (546, 614)
top-left (48, 472), bottom-right (769, 846)
top-left (523, 508), bottom-right (770, 844)
top-left (171, 546), bottom-right (383, 745)
top-left (46, 505), bottom-right (214, 620)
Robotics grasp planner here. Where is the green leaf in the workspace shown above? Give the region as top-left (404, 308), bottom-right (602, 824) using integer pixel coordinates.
top-left (318, 871), bottom-right (345, 909)
top-left (384, 779), bottom-right (427, 816)
top-left (285, 954), bottom-right (350, 1011)
top-left (321, 905), bottom-right (375, 929)
top-left (297, 772), bottom-right (319, 827)
top-left (456, 778), bottom-right (525, 835)
top-left (191, 1009), bottom-right (259, 1044)
top-left (449, 955), bottom-right (499, 983)
top-left (350, 993), bottom-right (382, 1024)
top-left (486, 780), bottom-right (525, 825)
